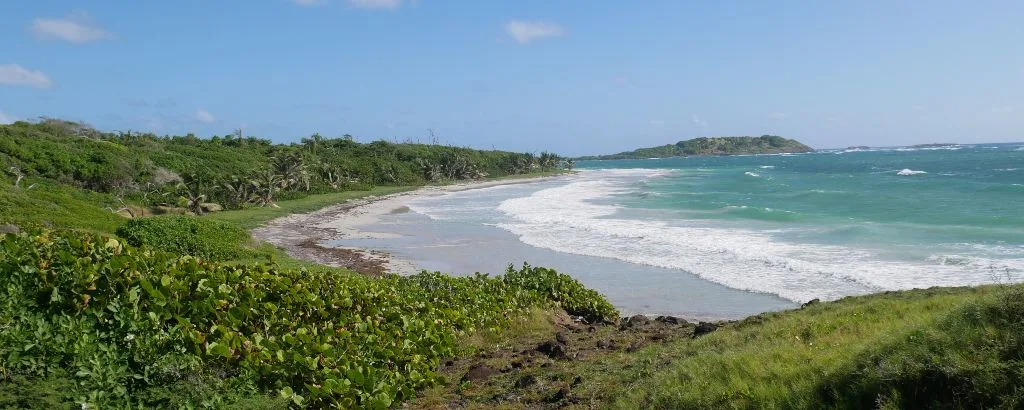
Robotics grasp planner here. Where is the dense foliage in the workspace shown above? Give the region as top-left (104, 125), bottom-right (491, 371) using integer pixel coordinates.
top-left (577, 135), bottom-right (814, 160)
top-left (0, 119), bottom-right (570, 219)
top-left (116, 216), bottom-right (251, 261)
top-left (0, 231), bottom-right (618, 408)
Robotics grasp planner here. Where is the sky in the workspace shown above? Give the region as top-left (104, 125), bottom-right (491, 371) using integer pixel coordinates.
top-left (1, 1), bottom-right (1022, 155)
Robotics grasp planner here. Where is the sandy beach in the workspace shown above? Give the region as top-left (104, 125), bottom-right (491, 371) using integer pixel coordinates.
top-left (251, 175), bottom-right (563, 276)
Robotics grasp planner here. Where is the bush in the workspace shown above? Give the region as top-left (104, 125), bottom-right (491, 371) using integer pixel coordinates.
top-left (503, 263), bottom-right (619, 323)
top-left (0, 231), bottom-right (616, 408)
top-left (116, 215), bottom-right (250, 261)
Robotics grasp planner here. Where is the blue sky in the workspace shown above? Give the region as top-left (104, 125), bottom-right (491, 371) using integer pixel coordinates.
top-left (1, 1), bottom-right (1022, 155)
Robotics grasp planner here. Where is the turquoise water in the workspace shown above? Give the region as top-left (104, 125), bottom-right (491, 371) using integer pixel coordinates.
top-left (493, 143), bottom-right (1024, 302)
top-left (337, 143), bottom-right (1024, 312)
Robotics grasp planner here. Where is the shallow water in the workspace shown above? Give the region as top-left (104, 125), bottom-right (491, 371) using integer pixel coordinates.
top-left (332, 143), bottom-right (1024, 318)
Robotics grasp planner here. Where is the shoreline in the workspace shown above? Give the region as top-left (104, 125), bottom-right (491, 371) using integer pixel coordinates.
top-left (251, 174), bottom-right (567, 276)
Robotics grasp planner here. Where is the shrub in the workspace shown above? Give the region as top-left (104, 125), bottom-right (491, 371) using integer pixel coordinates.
top-left (503, 263), bottom-right (619, 323)
top-left (116, 215), bottom-right (249, 261)
top-left (0, 231), bottom-right (616, 408)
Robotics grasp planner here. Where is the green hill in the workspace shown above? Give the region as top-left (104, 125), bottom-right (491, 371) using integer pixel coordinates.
top-left (578, 135), bottom-right (814, 160)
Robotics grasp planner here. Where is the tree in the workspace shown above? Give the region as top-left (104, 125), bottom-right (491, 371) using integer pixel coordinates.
top-left (249, 171), bottom-right (283, 207)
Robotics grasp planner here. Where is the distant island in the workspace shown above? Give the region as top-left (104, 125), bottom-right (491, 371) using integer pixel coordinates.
top-left (577, 135), bottom-right (814, 160)
top-left (908, 143), bottom-right (959, 148)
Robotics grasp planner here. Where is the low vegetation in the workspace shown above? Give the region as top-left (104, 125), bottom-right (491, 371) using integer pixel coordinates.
top-left (577, 135), bottom-right (814, 160)
top-left (0, 231), bottom-right (617, 408)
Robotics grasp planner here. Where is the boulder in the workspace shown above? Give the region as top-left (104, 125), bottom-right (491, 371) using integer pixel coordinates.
top-left (461, 363), bottom-right (498, 383)
top-left (801, 298), bottom-right (821, 308)
top-left (655, 315), bottom-right (688, 325)
top-left (536, 341), bottom-right (569, 360)
top-left (0, 224), bottom-right (21, 234)
top-left (693, 322), bottom-right (719, 337)
top-left (627, 314), bottom-right (650, 327)
top-left (515, 374), bottom-right (537, 389)
top-left (200, 203), bottom-right (224, 213)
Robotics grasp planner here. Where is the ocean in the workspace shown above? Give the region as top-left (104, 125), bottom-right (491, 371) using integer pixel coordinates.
top-left (332, 143), bottom-right (1024, 318)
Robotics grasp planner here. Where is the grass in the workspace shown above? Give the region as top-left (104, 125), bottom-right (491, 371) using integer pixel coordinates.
top-left (0, 179), bottom-right (126, 234)
top-left (207, 185), bottom-right (416, 230)
top-left (406, 284), bottom-right (1024, 409)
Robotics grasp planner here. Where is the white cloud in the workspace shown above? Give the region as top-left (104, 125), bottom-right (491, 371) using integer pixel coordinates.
top-left (349, 0), bottom-right (402, 9)
top-left (0, 111), bottom-right (15, 124)
top-left (767, 112), bottom-right (786, 120)
top-left (505, 20), bottom-right (564, 44)
top-left (0, 64), bottom-right (53, 88)
top-left (195, 110), bottom-right (216, 123)
top-left (291, 0), bottom-right (328, 6)
top-left (691, 114), bottom-right (709, 133)
top-left (31, 12), bottom-right (112, 44)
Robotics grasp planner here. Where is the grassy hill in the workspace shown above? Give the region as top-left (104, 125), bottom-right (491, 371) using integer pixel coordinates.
top-left (578, 135), bottom-right (814, 160)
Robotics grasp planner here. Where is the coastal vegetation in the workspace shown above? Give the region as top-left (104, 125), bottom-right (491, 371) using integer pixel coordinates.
top-left (2, 118), bottom-right (1022, 408)
top-left (577, 135), bottom-right (814, 160)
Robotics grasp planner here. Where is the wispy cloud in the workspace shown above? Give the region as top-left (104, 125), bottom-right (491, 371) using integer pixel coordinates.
top-left (691, 114), bottom-right (709, 133)
top-left (195, 110), bottom-right (216, 123)
top-left (0, 111), bottom-right (15, 124)
top-left (767, 112), bottom-right (786, 120)
top-left (0, 64), bottom-right (53, 88)
top-left (349, 0), bottom-right (402, 9)
top-left (291, 0), bottom-right (329, 5)
top-left (505, 20), bottom-right (564, 44)
top-left (31, 12), bottom-right (113, 44)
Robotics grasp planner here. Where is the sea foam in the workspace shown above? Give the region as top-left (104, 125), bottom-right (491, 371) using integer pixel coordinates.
top-left (897, 169), bottom-right (927, 176)
top-left (491, 170), bottom-right (1024, 303)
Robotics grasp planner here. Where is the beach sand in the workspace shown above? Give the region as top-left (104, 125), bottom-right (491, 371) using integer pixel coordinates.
top-left (251, 176), bottom-right (561, 276)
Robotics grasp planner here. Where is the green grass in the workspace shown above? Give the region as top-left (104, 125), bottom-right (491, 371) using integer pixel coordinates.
top-left (612, 286), bottom-right (1012, 409)
top-left (207, 185), bottom-right (415, 230)
top-left (0, 179), bottom-right (127, 234)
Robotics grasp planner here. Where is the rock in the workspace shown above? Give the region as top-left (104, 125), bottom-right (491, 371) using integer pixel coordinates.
top-left (655, 315), bottom-right (688, 325)
top-left (596, 339), bottom-right (617, 350)
top-left (0, 224), bottom-right (20, 234)
top-left (546, 387), bottom-right (570, 403)
top-left (571, 375), bottom-right (583, 386)
top-left (515, 374), bottom-right (537, 388)
top-left (199, 202), bottom-right (224, 213)
top-left (461, 363), bottom-right (497, 383)
top-left (511, 361), bottom-right (524, 369)
top-left (444, 360), bottom-right (454, 367)
top-left (802, 298), bottom-right (821, 308)
top-left (626, 340), bottom-right (645, 353)
top-left (536, 341), bottom-right (568, 360)
top-left (587, 325), bottom-right (597, 333)
top-left (627, 314), bottom-right (650, 327)
top-left (693, 322), bottom-right (719, 337)
top-left (555, 332), bottom-right (570, 344)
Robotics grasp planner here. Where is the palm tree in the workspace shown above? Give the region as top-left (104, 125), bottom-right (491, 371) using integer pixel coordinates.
top-left (221, 176), bottom-right (251, 209)
top-left (249, 171), bottom-right (284, 207)
top-left (272, 152), bottom-right (310, 191)
top-left (176, 175), bottom-right (210, 215)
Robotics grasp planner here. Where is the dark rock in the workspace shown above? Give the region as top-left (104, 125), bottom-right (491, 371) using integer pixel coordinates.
top-left (555, 332), bottom-right (570, 344)
top-left (540, 361), bottom-right (552, 368)
top-left (515, 374), bottom-right (537, 388)
top-left (802, 298), bottom-right (821, 308)
top-left (546, 387), bottom-right (570, 403)
top-left (693, 322), bottom-right (719, 337)
top-left (626, 337), bottom-right (646, 352)
top-left (536, 341), bottom-right (569, 360)
top-left (571, 375), bottom-right (583, 386)
top-left (0, 224), bottom-right (20, 234)
top-left (596, 339), bottom-right (617, 350)
top-left (627, 314), bottom-right (650, 327)
top-left (461, 363), bottom-right (497, 383)
top-left (587, 325), bottom-right (597, 333)
top-left (511, 360), bottom-right (523, 369)
top-left (655, 315), bottom-right (688, 325)
top-left (444, 360), bottom-right (454, 367)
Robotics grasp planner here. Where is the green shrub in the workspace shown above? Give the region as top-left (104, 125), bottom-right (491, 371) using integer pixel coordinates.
top-left (503, 263), bottom-right (619, 323)
top-left (116, 215), bottom-right (250, 261)
top-left (0, 231), bottom-right (615, 408)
